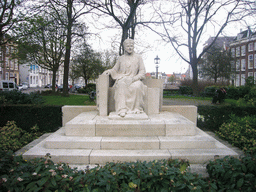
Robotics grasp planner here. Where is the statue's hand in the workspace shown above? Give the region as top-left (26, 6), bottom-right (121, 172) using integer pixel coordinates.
top-left (124, 77), bottom-right (134, 86)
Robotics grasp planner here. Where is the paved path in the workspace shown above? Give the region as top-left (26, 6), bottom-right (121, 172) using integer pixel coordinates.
top-left (163, 98), bottom-right (212, 106)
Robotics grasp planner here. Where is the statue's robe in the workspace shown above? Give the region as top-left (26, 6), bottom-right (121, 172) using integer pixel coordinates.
top-left (109, 53), bottom-right (147, 115)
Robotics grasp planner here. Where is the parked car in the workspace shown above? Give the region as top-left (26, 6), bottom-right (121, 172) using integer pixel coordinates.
top-left (57, 84), bottom-right (72, 92)
top-left (0, 80), bottom-right (18, 91)
top-left (44, 84), bottom-right (52, 88)
top-left (19, 82), bottom-right (29, 90)
top-left (74, 84), bottom-right (82, 90)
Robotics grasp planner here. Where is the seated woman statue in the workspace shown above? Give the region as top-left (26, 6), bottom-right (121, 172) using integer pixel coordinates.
top-left (103, 39), bottom-right (147, 117)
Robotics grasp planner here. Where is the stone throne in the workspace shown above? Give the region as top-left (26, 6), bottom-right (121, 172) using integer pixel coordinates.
top-left (96, 74), bottom-right (163, 117)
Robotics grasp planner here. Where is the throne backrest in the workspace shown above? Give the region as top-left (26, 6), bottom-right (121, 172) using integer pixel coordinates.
top-left (96, 74), bottom-right (163, 116)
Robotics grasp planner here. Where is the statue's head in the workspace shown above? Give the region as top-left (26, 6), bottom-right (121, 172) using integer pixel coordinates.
top-left (123, 39), bottom-right (134, 54)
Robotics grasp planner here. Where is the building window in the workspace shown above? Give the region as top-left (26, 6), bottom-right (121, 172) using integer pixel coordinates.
top-left (254, 42), bottom-right (256, 51)
top-left (248, 55), bottom-right (253, 69)
top-left (248, 42), bottom-right (254, 52)
top-left (254, 54), bottom-right (256, 69)
top-left (254, 72), bottom-right (256, 83)
top-left (5, 72), bottom-right (9, 80)
top-left (241, 74), bottom-right (246, 85)
top-left (248, 72), bottom-right (253, 77)
top-left (236, 60), bottom-right (240, 71)
top-left (236, 47), bottom-right (240, 57)
top-left (5, 57), bottom-right (9, 68)
top-left (231, 48), bottom-right (235, 58)
top-left (236, 74), bottom-right (240, 86)
top-left (14, 60), bottom-right (18, 70)
top-left (230, 61), bottom-right (235, 72)
top-left (241, 59), bottom-right (246, 71)
top-left (241, 45), bottom-right (246, 56)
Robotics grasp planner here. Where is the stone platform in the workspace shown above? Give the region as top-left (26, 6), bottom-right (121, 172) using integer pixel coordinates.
top-left (22, 106), bottom-right (239, 165)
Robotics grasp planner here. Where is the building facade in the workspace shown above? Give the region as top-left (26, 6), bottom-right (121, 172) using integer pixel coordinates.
top-left (229, 28), bottom-right (256, 86)
top-left (19, 63), bottom-right (64, 88)
top-left (0, 42), bottom-right (20, 84)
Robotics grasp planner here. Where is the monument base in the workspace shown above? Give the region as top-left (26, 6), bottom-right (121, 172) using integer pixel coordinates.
top-left (22, 106), bottom-right (239, 165)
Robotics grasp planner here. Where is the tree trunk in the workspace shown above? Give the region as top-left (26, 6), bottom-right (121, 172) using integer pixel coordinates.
top-left (63, 0), bottom-right (73, 96)
top-left (51, 70), bottom-right (57, 92)
top-left (191, 62), bottom-right (199, 96)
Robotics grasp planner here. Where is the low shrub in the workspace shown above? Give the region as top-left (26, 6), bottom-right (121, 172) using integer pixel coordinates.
top-left (0, 105), bottom-right (62, 133)
top-left (0, 152), bottom-right (210, 192)
top-left (1, 151), bottom-right (256, 191)
top-left (216, 115), bottom-right (256, 153)
top-left (201, 86), bottom-right (218, 97)
top-left (0, 90), bottom-right (45, 105)
top-left (179, 86), bottom-right (193, 95)
top-left (207, 154), bottom-right (256, 191)
top-left (197, 105), bottom-right (256, 132)
top-left (0, 121), bottom-right (42, 151)
top-left (77, 83), bottom-right (96, 94)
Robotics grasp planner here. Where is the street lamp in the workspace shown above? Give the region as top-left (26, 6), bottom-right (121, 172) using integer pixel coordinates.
top-left (154, 55), bottom-right (160, 79)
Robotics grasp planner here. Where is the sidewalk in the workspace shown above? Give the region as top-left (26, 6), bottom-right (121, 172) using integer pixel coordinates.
top-left (163, 98), bottom-right (212, 106)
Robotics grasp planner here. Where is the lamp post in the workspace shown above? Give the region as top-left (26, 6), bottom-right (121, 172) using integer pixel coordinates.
top-left (154, 55), bottom-right (160, 79)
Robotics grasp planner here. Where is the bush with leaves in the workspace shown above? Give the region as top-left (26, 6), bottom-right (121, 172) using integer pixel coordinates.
top-left (216, 115), bottom-right (256, 153)
top-left (207, 154), bottom-right (256, 191)
top-left (0, 152), bottom-right (211, 192)
top-left (0, 90), bottom-right (45, 105)
top-left (0, 121), bottom-right (42, 151)
top-left (1, 151), bottom-right (256, 191)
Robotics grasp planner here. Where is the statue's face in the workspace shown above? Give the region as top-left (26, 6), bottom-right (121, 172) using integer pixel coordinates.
top-left (124, 41), bottom-right (134, 54)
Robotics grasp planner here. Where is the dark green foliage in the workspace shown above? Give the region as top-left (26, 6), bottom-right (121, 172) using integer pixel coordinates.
top-left (201, 86), bottom-right (218, 97)
top-left (225, 86), bottom-right (240, 100)
top-left (0, 105), bottom-right (62, 132)
top-left (77, 83), bottom-right (96, 94)
top-left (1, 151), bottom-right (255, 191)
top-left (0, 90), bottom-right (45, 105)
top-left (197, 105), bottom-right (256, 131)
top-left (179, 86), bottom-right (193, 95)
top-left (0, 152), bottom-right (210, 192)
top-left (216, 115), bottom-right (256, 153)
top-left (0, 121), bottom-right (41, 151)
top-left (207, 154), bottom-right (256, 191)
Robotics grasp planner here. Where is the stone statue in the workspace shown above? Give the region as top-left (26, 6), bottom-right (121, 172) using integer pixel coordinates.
top-left (103, 39), bottom-right (147, 117)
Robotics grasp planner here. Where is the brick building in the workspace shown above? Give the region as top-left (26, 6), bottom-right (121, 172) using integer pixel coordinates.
top-left (0, 41), bottom-right (20, 84)
top-left (229, 28), bottom-right (256, 86)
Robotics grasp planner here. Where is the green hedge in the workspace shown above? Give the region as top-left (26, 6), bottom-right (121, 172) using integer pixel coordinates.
top-left (197, 105), bottom-right (256, 132)
top-left (1, 151), bottom-right (255, 191)
top-left (216, 115), bottom-right (256, 153)
top-left (0, 105), bottom-right (62, 133)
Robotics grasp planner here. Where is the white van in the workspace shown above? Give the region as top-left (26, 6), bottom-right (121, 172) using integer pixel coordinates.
top-left (0, 80), bottom-right (19, 91)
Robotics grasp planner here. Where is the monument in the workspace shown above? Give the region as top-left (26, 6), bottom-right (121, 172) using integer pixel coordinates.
top-left (102, 39), bottom-right (146, 117)
top-left (22, 39), bottom-right (238, 166)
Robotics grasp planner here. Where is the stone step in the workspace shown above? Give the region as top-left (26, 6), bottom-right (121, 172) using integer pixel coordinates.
top-left (45, 128), bottom-right (216, 150)
top-left (23, 145), bottom-right (238, 165)
top-left (65, 111), bottom-right (196, 137)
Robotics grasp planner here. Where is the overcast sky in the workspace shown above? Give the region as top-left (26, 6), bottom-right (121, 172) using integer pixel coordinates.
top-left (86, 3), bottom-right (254, 75)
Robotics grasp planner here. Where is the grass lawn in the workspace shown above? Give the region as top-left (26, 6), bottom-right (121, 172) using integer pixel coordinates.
top-left (42, 94), bottom-right (237, 106)
top-left (42, 94), bottom-right (96, 105)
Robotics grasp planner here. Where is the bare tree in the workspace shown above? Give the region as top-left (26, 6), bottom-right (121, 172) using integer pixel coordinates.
top-left (85, 0), bottom-right (153, 55)
top-left (150, 0), bottom-right (250, 95)
top-left (0, 0), bottom-right (26, 45)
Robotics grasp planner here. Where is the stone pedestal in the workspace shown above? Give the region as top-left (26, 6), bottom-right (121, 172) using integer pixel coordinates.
top-left (23, 105), bottom-right (238, 165)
